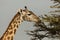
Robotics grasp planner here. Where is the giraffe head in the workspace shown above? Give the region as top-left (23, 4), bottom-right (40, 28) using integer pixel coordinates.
top-left (18, 6), bottom-right (40, 23)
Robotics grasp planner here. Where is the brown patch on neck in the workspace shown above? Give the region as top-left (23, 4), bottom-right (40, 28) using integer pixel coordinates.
top-left (14, 29), bottom-right (16, 34)
top-left (17, 25), bottom-right (18, 28)
top-left (11, 36), bottom-right (13, 40)
top-left (14, 24), bottom-right (16, 28)
top-left (18, 20), bottom-right (20, 23)
top-left (9, 31), bottom-right (13, 35)
top-left (7, 36), bottom-right (10, 40)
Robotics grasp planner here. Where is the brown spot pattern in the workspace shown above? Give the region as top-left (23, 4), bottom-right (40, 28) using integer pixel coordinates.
top-left (18, 21), bottom-right (20, 23)
top-left (14, 29), bottom-right (16, 34)
top-left (11, 36), bottom-right (13, 40)
top-left (7, 36), bottom-right (10, 40)
top-left (17, 25), bottom-right (18, 28)
top-left (0, 11), bottom-right (21, 40)
top-left (9, 31), bottom-right (13, 35)
top-left (14, 24), bottom-right (16, 28)
top-left (13, 21), bottom-right (17, 24)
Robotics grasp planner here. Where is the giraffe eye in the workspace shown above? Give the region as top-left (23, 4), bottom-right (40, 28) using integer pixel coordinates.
top-left (27, 14), bottom-right (31, 16)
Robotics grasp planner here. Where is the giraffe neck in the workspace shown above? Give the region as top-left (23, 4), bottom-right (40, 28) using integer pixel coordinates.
top-left (0, 12), bottom-right (23, 40)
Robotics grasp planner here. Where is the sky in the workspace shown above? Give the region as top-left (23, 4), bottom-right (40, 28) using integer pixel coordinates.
top-left (0, 0), bottom-right (59, 40)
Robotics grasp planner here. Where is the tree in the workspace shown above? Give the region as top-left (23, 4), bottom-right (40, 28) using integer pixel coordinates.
top-left (26, 0), bottom-right (60, 40)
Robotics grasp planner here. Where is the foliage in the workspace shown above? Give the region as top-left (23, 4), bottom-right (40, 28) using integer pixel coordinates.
top-left (26, 0), bottom-right (60, 40)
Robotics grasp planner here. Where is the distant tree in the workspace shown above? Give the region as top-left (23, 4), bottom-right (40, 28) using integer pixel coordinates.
top-left (26, 0), bottom-right (60, 40)
top-left (50, 0), bottom-right (60, 13)
top-left (51, 0), bottom-right (60, 3)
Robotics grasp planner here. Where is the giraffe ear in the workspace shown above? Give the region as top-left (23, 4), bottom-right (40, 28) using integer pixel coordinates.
top-left (18, 9), bottom-right (22, 13)
top-left (17, 11), bottom-right (20, 14)
top-left (17, 9), bottom-right (22, 14)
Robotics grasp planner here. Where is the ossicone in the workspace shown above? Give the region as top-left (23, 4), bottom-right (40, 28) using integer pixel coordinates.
top-left (24, 6), bottom-right (27, 9)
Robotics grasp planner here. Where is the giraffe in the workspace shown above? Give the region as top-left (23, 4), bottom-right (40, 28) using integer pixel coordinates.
top-left (0, 6), bottom-right (41, 40)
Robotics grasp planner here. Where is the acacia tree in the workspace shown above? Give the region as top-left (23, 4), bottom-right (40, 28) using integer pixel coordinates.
top-left (26, 0), bottom-right (60, 40)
